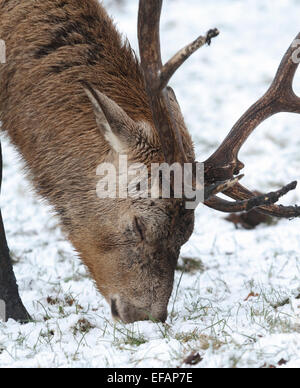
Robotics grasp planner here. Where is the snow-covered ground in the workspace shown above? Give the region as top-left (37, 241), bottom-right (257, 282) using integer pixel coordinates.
top-left (1, 0), bottom-right (300, 368)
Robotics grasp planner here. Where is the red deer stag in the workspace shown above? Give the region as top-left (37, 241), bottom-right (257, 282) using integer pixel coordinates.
top-left (0, 0), bottom-right (299, 324)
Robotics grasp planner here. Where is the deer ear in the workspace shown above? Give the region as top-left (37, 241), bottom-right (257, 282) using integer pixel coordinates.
top-left (83, 83), bottom-right (135, 153)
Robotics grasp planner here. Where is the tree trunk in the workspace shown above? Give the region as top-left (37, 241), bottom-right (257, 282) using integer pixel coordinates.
top-left (0, 142), bottom-right (31, 322)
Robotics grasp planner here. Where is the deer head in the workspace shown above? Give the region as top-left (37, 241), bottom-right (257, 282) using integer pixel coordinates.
top-left (80, 0), bottom-right (300, 323)
top-left (79, 83), bottom-right (195, 324)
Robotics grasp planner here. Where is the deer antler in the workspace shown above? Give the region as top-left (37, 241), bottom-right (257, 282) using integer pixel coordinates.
top-left (205, 33), bottom-right (300, 217)
top-left (138, 0), bottom-right (219, 166)
top-left (205, 181), bottom-right (298, 214)
top-left (138, 0), bottom-right (300, 213)
top-left (138, 0), bottom-right (237, 199)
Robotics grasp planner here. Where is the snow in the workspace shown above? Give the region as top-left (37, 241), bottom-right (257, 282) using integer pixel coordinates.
top-left (1, 0), bottom-right (300, 368)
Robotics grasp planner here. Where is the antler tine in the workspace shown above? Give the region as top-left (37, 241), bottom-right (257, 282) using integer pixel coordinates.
top-left (205, 181), bottom-right (299, 215)
top-left (159, 28), bottom-right (220, 91)
top-left (223, 182), bottom-right (300, 218)
top-left (205, 33), bottom-right (300, 182)
top-left (271, 33), bottom-right (300, 113)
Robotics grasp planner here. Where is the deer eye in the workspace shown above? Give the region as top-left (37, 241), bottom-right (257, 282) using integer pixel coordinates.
top-left (133, 216), bottom-right (146, 241)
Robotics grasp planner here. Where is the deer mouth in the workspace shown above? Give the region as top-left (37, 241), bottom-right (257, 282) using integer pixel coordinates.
top-left (110, 297), bottom-right (167, 324)
top-left (110, 298), bottom-right (120, 320)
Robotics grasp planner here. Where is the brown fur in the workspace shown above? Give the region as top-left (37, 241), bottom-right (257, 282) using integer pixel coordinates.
top-left (0, 0), bottom-right (195, 323)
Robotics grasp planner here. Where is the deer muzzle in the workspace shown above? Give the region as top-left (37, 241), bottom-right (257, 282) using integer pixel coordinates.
top-left (110, 296), bottom-right (167, 324)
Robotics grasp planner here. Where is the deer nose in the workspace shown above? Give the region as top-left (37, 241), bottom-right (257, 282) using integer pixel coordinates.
top-left (110, 297), bottom-right (167, 324)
